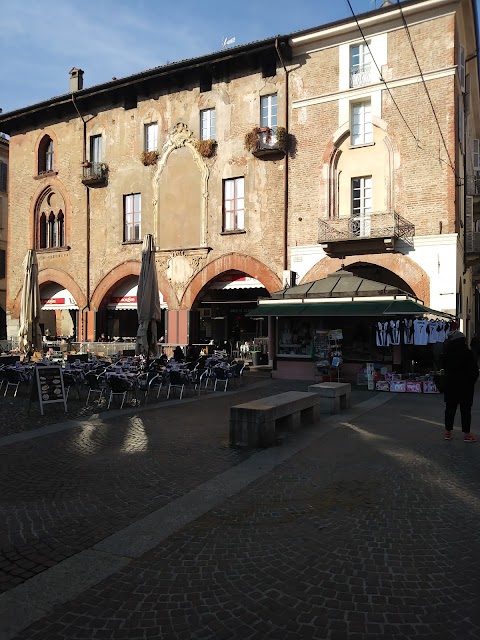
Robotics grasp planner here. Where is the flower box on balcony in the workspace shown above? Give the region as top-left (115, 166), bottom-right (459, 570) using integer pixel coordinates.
top-left (82, 162), bottom-right (108, 186)
top-left (245, 126), bottom-right (288, 158)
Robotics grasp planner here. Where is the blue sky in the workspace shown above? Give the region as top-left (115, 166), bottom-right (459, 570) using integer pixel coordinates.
top-left (0, 0), bottom-right (394, 114)
top-left (0, 0), bottom-right (478, 115)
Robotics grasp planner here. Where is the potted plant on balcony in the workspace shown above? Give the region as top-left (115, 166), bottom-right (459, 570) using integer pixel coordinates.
top-left (244, 126), bottom-right (262, 152)
top-left (140, 150), bottom-right (159, 166)
top-left (276, 126), bottom-right (288, 152)
top-left (195, 139), bottom-right (217, 158)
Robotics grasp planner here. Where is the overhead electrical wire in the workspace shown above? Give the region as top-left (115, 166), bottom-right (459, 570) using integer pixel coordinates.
top-left (396, 0), bottom-right (455, 172)
top-left (345, 0), bottom-right (455, 173)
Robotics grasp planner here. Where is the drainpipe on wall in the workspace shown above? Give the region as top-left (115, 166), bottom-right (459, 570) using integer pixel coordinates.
top-left (71, 93), bottom-right (91, 340)
top-left (275, 39), bottom-right (289, 273)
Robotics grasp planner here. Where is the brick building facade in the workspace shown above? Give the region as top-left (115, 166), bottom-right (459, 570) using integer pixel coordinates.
top-left (0, 0), bottom-right (479, 355)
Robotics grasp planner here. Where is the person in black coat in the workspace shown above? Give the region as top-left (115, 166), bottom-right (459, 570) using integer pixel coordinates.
top-left (443, 330), bottom-right (479, 441)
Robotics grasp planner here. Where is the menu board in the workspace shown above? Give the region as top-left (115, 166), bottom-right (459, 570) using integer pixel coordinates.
top-left (30, 365), bottom-right (68, 415)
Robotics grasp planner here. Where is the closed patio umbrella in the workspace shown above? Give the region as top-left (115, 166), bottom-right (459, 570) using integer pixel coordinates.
top-left (136, 234), bottom-right (162, 358)
top-left (18, 249), bottom-right (42, 354)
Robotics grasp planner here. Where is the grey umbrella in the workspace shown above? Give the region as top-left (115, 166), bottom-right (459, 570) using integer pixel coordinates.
top-left (18, 249), bottom-right (43, 353)
top-left (136, 234), bottom-right (162, 358)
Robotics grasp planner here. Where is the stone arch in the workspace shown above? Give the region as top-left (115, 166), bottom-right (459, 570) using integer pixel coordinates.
top-left (90, 261), bottom-right (175, 311)
top-left (153, 123), bottom-right (209, 247)
top-left (322, 117), bottom-right (399, 218)
top-left (10, 268), bottom-right (87, 319)
top-left (180, 253), bottom-right (283, 310)
top-left (300, 254), bottom-right (430, 306)
top-left (29, 178), bottom-right (72, 248)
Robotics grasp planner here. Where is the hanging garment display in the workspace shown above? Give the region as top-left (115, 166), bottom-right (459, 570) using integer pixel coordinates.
top-left (375, 321), bottom-right (390, 347)
top-left (436, 321), bottom-right (447, 342)
top-left (388, 320), bottom-right (401, 346)
top-left (413, 318), bottom-right (429, 345)
top-left (402, 319), bottom-right (414, 345)
top-left (428, 320), bottom-right (438, 343)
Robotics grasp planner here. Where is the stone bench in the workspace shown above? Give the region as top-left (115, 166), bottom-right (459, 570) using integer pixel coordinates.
top-left (229, 391), bottom-right (321, 448)
top-left (308, 382), bottom-right (351, 414)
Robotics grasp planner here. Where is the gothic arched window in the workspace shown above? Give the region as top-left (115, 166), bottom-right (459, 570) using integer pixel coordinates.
top-left (35, 188), bottom-right (66, 250)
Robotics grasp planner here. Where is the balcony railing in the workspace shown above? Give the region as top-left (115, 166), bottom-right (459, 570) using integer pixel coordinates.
top-left (82, 162), bottom-right (108, 185)
top-left (318, 211), bottom-right (415, 246)
top-left (249, 126), bottom-right (287, 158)
top-left (350, 64), bottom-right (372, 88)
top-left (466, 175), bottom-right (480, 196)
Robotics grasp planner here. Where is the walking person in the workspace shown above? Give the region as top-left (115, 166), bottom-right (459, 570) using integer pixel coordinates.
top-left (443, 330), bottom-right (479, 442)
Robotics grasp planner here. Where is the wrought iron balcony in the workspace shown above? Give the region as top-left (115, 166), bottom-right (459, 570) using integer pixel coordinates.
top-left (466, 175), bottom-right (480, 197)
top-left (318, 210), bottom-right (415, 257)
top-left (350, 64), bottom-right (372, 88)
top-left (82, 162), bottom-right (108, 186)
top-left (249, 126), bottom-right (287, 158)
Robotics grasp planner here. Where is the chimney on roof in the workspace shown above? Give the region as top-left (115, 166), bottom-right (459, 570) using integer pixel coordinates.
top-left (69, 68), bottom-right (84, 93)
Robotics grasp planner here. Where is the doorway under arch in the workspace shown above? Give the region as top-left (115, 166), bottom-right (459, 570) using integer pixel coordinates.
top-left (191, 270), bottom-right (270, 346)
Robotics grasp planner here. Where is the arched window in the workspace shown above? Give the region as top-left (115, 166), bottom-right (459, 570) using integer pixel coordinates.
top-left (48, 212), bottom-right (56, 247)
top-left (39, 213), bottom-right (47, 248)
top-left (35, 188), bottom-right (66, 250)
top-left (57, 211), bottom-right (64, 247)
top-left (38, 136), bottom-right (54, 174)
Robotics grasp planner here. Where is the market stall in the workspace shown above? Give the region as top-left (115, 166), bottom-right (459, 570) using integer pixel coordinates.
top-left (248, 270), bottom-right (455, 388)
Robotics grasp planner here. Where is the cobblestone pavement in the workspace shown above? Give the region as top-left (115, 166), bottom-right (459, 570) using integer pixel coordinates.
top-left (10, 390), bottom-right (480, 640)
top-left (0, 377), bottom-right (339, 596)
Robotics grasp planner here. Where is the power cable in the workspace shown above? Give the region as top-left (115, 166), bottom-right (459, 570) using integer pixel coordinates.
top-left (345, 0), bottom-right (455, 172)
top-left (345, 0), bottom-right (419, 143)
top-left (396, 0), bottom-right (455, 172)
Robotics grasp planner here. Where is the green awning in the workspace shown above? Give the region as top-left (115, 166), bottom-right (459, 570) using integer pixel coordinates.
top-left (247, 299), bottom-right (453, 318)
top-left (247, 304), bottom-right (307, 317)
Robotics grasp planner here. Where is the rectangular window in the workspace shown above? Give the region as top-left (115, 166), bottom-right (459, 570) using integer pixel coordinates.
top-left (350, 43), bottom-right (371, 88)
top-left (90, 135), bottom-right (102, 164)
top-left (351, 101), bottom-right (373, 146)
top-left (200, 109), bottom-right (216, 140)
top-left (223, 178), bottom-right (244, 232)
top-left (124, 193), bottom-right (141, 242)
top-left (144, 123), bottom-right (158, 152)
top-left (473, 139), bottom-right (479, 170)
top-left (0, 249), bottom-right (5, 279)
top-left (351, 176), bottom-right (372, 237)
top-left (260, 94), bottom-right (278, 129)
top-left (0, 161), bottom-right (6, 192)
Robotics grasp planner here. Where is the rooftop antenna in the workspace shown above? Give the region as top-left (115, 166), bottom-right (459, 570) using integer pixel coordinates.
top-left (370, 0), bottom-right (377, 8)
top-left (222, 35), bottom-right (236, 49)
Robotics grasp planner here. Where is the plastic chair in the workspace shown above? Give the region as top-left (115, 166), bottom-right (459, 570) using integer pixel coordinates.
top-left (191, 368), bottom-right (208, 394)
top-left (230, 362), bottom-right (245, 387)
top-left (166, 370), bottom-right (188, 399)
top-left (212, 367), bottom-right (230, 392)
top-left (107, 376), bottom-right (133, 409)
top-left (4, 368), bottom-right (22, 397)
top-left (137, 371), bottom-right (162, 403)
top-left (62, 371), bottom-right (80, 400)
top-left (85, 372), bottom-right (106, 406)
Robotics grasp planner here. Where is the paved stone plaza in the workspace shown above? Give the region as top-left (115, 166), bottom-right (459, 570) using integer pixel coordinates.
top-left (1, 380), bottom-right (480, 639)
